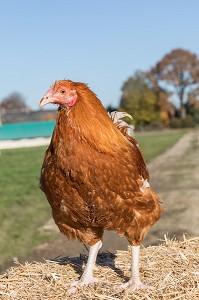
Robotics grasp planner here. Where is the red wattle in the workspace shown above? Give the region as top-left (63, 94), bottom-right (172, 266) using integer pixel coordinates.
top-left (67, 95), bottom-right (78, 107)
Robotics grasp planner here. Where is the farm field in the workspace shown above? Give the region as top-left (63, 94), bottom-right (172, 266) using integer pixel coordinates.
top-left (0, 129), bottom-right (189, 269)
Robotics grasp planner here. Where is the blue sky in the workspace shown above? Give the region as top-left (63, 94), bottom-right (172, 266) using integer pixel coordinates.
top-left (1, 0), bottom-right (199, 110)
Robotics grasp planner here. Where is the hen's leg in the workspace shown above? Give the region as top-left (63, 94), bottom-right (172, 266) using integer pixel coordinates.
top-left (121, 245), bottom-right (154, 291)
top-left (68, 240), bottom-right (102, 294)
top-left (80, 240), bottom-right (102, 284)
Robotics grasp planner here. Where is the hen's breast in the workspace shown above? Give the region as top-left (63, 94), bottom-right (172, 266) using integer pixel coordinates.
top-left (40, 135), bottom-right (150, 228)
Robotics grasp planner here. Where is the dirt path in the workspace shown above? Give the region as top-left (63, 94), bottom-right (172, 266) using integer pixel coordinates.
top-left (146, 129), bottom-right (199, 244)
top-left (32, 129), bottom-right (199, 261)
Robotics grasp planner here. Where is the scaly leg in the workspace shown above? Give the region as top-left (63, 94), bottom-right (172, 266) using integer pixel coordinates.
top-left (121, 245), bottom-right (154, 291)
top-left (67, 240), bottom-right (102, 294)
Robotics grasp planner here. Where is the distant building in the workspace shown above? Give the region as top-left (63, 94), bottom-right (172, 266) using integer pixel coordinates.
top-left (1, 110), bottom-right (57, 124)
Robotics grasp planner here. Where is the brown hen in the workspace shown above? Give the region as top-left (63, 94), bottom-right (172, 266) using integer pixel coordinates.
top-left (40, 80), bottom-right (162, 293)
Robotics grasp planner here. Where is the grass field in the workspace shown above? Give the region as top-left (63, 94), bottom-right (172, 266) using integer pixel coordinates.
top-left (135, 129), bottom-right (188, 162)
top-left (0, 129), bottom-right (187, 267)
top-left (0, 146), bottom-right (54, 267)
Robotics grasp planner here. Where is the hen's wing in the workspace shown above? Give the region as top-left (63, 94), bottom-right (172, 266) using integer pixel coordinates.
top-left (109, 111), bottom-right (149, 180)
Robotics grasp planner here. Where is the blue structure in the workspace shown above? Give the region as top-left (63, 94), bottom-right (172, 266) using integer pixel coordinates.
top-left (0, 120), bottom-right (55, 140)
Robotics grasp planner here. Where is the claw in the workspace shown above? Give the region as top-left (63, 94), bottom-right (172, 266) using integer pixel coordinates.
top-left (67, 277), bottom-right (99, 295)
top-left (120, 280), bottom-right (155, 292)
top-left (67, 282), bottom-right (79, 295)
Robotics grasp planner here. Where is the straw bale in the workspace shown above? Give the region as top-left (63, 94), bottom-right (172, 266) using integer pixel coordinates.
top-left (0, 237), bottom-right (198, 300)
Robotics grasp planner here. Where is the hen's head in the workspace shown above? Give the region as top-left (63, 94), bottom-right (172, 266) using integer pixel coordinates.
top-left (40, 80), bottom-right (131, 152)
top-left (40, 80), bottom-right (79, 108)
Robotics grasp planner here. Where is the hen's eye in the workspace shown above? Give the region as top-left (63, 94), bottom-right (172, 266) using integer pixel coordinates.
top-left (60, 90), bottom-right (66, 94)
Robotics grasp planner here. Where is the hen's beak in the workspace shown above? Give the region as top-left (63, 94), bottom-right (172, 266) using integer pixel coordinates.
top-left (40, 97), bottom-right (56, 108)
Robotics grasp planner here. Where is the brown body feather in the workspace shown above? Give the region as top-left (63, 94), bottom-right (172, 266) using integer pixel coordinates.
top-left (40, 81), bottom-right (162, 247)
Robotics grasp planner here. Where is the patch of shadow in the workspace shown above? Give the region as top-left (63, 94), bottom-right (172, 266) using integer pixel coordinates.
top-left (48, 250), bottom-right (128, 282)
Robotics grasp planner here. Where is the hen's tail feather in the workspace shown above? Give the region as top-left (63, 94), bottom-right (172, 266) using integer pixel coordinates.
top-left (108, 111), bottom-right (134, 137)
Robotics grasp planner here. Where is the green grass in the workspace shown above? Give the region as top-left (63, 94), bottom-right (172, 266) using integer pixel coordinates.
top-left (135, 129), bottom-right (187, 162)
top-left (0, 146), bottom-right (54, 266)
top-left (0, 129), bottom-right (187, 266)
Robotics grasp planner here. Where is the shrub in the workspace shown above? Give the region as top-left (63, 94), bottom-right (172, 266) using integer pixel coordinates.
top-left (170, 115), bottom-right (196, 128)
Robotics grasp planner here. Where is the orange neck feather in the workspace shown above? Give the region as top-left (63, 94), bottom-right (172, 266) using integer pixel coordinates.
top-left (56, 87), bottom-right (130, 153)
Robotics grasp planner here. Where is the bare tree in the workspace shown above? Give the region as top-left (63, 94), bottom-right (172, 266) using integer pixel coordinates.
top-left (147, 49), bottom-right (199, 118)
top-left (0, 92), bottom-right (30, 112)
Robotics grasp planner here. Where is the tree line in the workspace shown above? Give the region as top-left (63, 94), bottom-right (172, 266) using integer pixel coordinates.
top-left (118, 48), bottom-right (199, 128)
top-left (0, 92), bottom-right (30, 113)
top-left (1, 48), bottom-right (199, 128)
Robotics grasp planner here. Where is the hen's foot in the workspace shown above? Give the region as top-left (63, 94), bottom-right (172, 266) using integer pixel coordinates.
top-left (120, 280), bottom-right (154, 292)
top-left (67, 277), bottom-right (99, 295)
